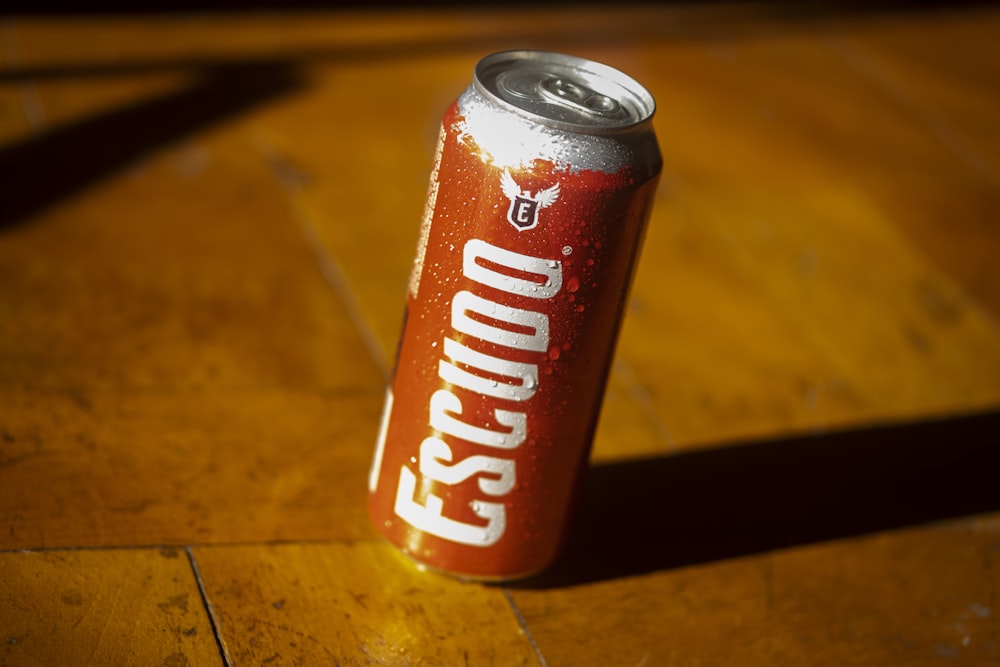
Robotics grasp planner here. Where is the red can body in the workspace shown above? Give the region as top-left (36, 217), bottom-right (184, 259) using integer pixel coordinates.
top-left (368, 51), bottom-right (661, 579)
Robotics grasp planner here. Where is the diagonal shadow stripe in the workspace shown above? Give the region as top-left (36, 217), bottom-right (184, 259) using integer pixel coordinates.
top-left (0, 61), bottom-right (303, 228)
top-left (516, 410), bottom-right (1000, 588)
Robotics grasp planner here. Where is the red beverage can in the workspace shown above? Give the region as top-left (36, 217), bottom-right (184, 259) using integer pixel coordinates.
top-left (368, 50), bottom-right (661, 580)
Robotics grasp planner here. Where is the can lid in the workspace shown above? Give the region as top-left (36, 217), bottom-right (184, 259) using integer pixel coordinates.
top-left (474, 50), bottom-right (655, 133)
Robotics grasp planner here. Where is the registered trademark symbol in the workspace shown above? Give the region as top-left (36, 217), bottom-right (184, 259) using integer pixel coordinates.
top-left (562, 245), bottom-right (573, 256)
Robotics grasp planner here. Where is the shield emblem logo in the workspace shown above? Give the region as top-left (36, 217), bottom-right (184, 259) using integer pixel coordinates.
top-left (508, 196), bottom-right (539, 230)
top-left (500, 169), bottom-right (560, 232)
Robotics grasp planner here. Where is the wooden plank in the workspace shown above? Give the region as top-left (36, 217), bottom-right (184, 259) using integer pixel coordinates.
top-left (246, 55), bottom-right (467, 366)
top-left (184, 9), bottom-right (821, 364)
top-left (4, 6), bottom-right (785, 73)
top-left (590, 365), bottom-right (674, 461)
top-left (0, 389), bottom-right (380, 550)
top-left (0, 18), bottom-right (40, 147)
top-left (0, 108), bottom-right (383, 391)
top-left (606, 23), bottom-right (1000, 449)
top-left (192, 541), bottom-right (539, 666)
top-left (0, 70), bottom-right (385, 549)
top-left (1, 7), bottom-right (999, 667)
top-left (3, 72), bottom-right (196, 146)
top-left (244, 9), bottom-right (1000, 460)
top-left (0, 548), bottom-right (223, 667)
top-left (508, 9), bottom-right (1000, 664)
top-left (0, 84), bottom-right (35, 147)
top-left (829, 9), bottom-right (1000, 318)
top-left (832, 8), bottom-right (1000, 180)
top-left (511, 519), bottom-right (1000, 666)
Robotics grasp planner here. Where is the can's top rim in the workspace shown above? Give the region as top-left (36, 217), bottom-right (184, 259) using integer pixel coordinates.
top-left (474, 50), bottom-right (656, 133)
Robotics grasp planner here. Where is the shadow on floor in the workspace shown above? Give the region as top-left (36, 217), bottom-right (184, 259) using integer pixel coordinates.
top-left (0, 62), bottom-right (304, 228)
top-left (519, 410), bottom-right (1000, 588)
top-left (2, 0), bottom-right (995, 228)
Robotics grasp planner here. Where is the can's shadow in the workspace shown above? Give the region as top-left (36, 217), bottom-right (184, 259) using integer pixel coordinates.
top-left (517, 410), bottom-right (1000, 588)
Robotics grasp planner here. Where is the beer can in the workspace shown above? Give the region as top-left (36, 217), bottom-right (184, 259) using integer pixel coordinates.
top-left (368, 50), bottom-right (661, 580)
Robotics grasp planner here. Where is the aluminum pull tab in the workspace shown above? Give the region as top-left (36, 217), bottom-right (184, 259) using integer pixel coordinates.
top-left (539, 77), bottom-right (624, 119)
top-left (482, 53), bottom-right (652, 130)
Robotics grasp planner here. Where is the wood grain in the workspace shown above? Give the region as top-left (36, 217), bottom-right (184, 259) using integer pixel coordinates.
top-left (193, 540), bottom-right (539, 665)
top-left (832, 18), bottom-right (1000, 318)
top-left (0, 548), bottom-right (222, 666)
top-left (0, 390), bottom-right (381, 550)
top-left (1, 4), bottom-right (999, 666)
top-left (511, 520), bottom-right (1000, 666)
top-left (0, 66), bottom-right (384, 550)
top-left (0, 120), bottom-right (383, 391)
top-left (612, 29), bottom-right (1000, 449)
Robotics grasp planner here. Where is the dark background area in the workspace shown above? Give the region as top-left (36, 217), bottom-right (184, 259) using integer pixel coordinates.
top-left (4, 0), bottom-right (996, 16)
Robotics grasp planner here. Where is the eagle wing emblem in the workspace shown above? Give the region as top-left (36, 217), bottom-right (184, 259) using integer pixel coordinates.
top-left (535, 182), bottom-right (560, 208)
top-left (501, 169), bottom-right (522, 199)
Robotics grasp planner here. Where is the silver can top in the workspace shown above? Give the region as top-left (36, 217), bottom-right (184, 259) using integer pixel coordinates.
top-left (474, 50), bottom-right (656, 133)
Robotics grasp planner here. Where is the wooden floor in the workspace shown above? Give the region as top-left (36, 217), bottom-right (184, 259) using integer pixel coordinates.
top-left (2, 3), bottom-right (1000, 665)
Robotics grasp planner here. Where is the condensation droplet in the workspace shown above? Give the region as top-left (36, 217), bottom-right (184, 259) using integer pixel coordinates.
top-left (523, 375), bottom-right (537, 389)
top-left (566, 276), bottom-right (580, 293)
top-left (575, 304), bottom-right (585, 312)
top-left (562, 245), bottom-right (573, 256)
top-left (548, 346), bottom-right (561, 361)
